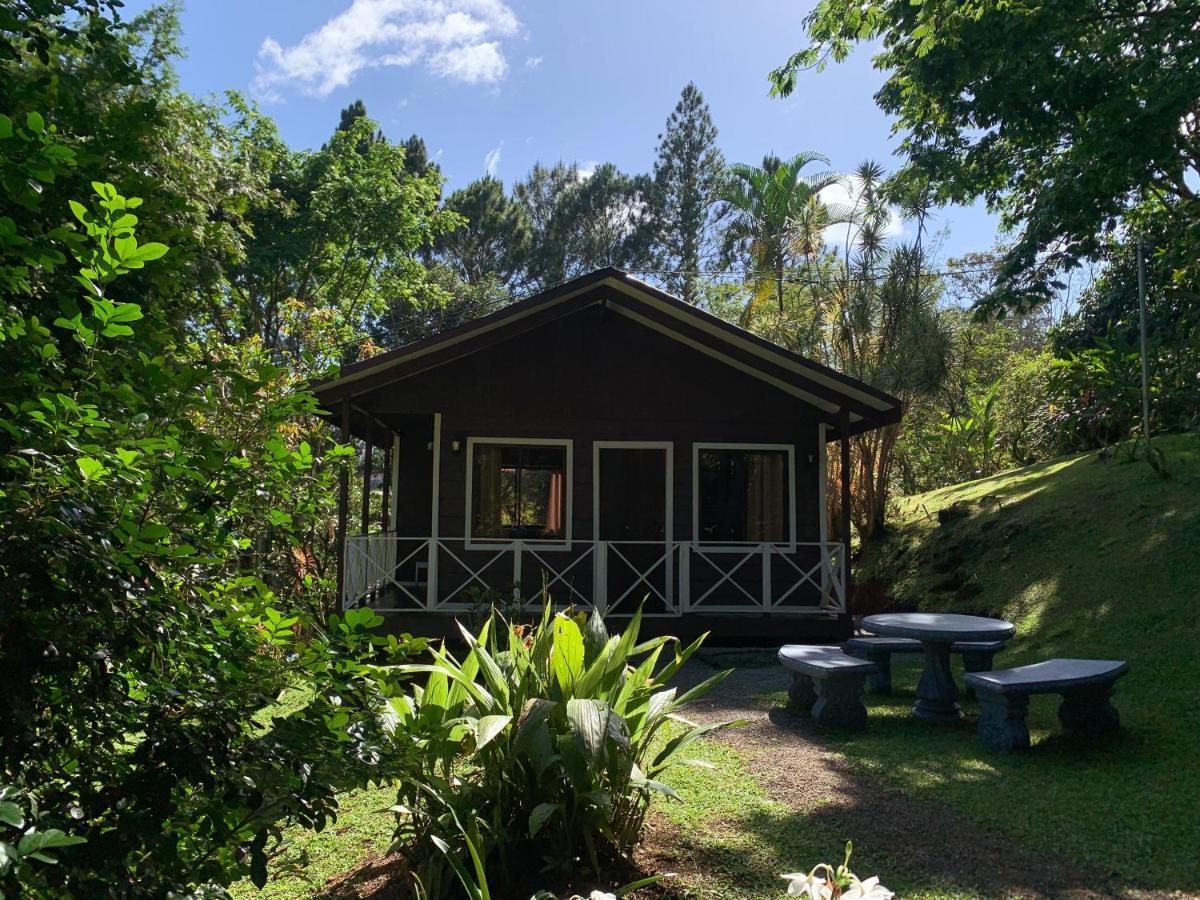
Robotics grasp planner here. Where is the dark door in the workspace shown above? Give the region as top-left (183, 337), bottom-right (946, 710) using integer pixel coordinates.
top-left (596, 446), bottom-right (671, 613)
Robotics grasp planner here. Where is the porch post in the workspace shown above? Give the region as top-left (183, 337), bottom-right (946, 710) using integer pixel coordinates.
top-left (838, 409), bottom-right (854, 621)
top-left (335, 399), bottom-right (351, 607)
top-left (426, 413), bottom-right (442, 610)
top-left (380, 434), bottom-right (392, 532)
top-left (360, 431), bottom-right (373, 537)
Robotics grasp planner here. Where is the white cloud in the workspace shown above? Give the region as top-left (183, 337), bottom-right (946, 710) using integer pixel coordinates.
top-left (524, 55), bottom-right (542, 69)
top-left (484, 143), bottom-right (502, 176)
top-left (576, 160), bottom-right (598, 181)
top-left (818, 177), bottom-right (905, 249)
top-left (254, 0), bottom-right (520, 100)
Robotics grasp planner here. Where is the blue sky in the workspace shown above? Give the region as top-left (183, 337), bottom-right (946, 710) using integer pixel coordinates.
top-left (126, 0), bottom-right (1001, 261)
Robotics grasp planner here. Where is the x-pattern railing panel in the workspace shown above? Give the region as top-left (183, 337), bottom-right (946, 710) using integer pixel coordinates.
top-left (343, 537), bottom-right (429, 609)
top-left (690, 547), bottom-right (762, 607)
top-left (606, 542), bottom-right (673, 611)
top-left (434, 541), bottom-right (511, 608)
top-left (343, 536), bottom-right (847, 615)
top-left (524, 543), bottom-right (595, 607)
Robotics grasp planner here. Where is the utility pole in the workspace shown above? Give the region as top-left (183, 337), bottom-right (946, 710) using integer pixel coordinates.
top-left (1136, 235), bottom-right (1152, 449)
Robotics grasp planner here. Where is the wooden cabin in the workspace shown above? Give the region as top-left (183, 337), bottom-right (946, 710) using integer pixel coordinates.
top-left (314, 268), bottom-right (901, 642)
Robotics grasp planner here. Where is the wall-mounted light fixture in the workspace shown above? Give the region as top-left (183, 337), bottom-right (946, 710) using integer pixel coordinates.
top-left (451, 439), bottom-right (462, 453)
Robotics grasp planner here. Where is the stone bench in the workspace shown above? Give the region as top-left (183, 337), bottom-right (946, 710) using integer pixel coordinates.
top-left (843, 636), bottom-right (1008, 695)
top-left (963, 658), bottom-right (1129, 752)
top-left (778, 645), bottom-right (877, 730)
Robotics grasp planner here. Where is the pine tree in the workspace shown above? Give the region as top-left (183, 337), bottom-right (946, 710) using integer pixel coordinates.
top-left (651, 83), bottom-right (724, 304)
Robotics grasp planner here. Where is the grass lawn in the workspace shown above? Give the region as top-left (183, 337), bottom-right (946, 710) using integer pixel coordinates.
top-left (649, 719), bottom-right (983, 900)
top-left (239, 435), bottom-right (1199, 897)
top-left (845, 433), bottom-right (1200, 892)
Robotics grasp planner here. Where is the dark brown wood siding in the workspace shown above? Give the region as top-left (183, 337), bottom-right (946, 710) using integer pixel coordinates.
top-left (361, 302), bottom-right (827, 546)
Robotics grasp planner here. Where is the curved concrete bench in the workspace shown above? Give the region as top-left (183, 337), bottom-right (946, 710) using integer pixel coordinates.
top-left (778, 645), bottom-right (877, 730)
top-left (844, 636), bottom-right (1008, 695)
top-left (963, 658), bottom-right (1128, 752)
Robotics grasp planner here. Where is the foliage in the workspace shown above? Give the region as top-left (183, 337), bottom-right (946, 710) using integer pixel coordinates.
top-left (436, 176), bottom-right (533, 287)
top-left (1051, 199), bottom-right (1200, 443)
top-left (650, 82), bottom-right (725, 304)
top-left (211, 98), bottom-right (460, 362)
top-left (0, 782), bottom-right (88, 893)
top-left (0, 163), bottom-right (419, 894)
top-left (770, 0), bottom-right (1200, 316)
top-left (390, 604), bottom-right (731, 895)
top-left (514, 161), bottom-right (655, 291)
top-left (781, 842), bottom-right (893, 900)
top-left (719, 151), bottom-right (847, 320)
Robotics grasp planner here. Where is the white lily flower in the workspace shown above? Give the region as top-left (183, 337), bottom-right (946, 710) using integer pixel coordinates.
top-left (781, 871), bottom-right (832, 899)
top-left (587, 892), bottom-right (617, 900)
top-left (841, 875), bottom-right (894, 900)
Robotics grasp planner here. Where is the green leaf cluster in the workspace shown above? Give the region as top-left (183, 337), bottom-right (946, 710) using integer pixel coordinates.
top-left (390, 602), bottom-right (732, 895)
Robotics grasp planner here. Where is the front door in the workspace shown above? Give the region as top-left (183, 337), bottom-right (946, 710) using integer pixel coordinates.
top-left (594, 443), bottom-right (673, 614)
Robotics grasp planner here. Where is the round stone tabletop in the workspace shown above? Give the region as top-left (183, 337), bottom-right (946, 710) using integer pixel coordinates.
top-left (862, 612), bottom-right (1015, 644)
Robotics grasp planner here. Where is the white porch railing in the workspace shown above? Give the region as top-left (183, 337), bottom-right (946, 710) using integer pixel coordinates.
top-left (343, 536), bottom-right (846, 616)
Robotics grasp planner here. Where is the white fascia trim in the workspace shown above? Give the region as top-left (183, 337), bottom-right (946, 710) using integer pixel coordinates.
top-left (464, 436), bottom-right (574, 551)
top-left (321, 284), bottom-right (598, 395)
top-left (607, 302), bottom-right (846, 416)
top-left (606, 277), bottom-right (893, 412)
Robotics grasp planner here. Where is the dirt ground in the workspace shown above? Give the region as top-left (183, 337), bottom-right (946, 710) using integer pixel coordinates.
top-left (323, 657), bottom-right (1184, 900)
top-left (638, 657), bottom-right (1180, 900)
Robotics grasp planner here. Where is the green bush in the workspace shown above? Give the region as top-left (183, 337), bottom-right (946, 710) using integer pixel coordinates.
top-left (390, 603), bottom-right (731, 895)
top-left (0, 122), bottom-right (419, 894)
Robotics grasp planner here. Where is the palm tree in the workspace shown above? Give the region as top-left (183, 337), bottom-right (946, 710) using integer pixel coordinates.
top-left (719, 151), bottom-right (849, 323)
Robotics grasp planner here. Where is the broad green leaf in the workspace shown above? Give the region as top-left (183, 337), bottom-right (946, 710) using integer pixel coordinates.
top-left (0, 802), bottom-right (22, 829)
top-left (76, 457), bottom-right (107, 481)
top-left (566, 697), bottom-right (607, 764)
top-left (528, 802), bottom-right (560, 837)
top-left (0, 114), bottom-right (11, 139)
top-left (474, 714), bottom-right (511, 749)
top-left (25, 112), bottom-right (45, 134)
top-left (551, 614), bottom-right (585, 695)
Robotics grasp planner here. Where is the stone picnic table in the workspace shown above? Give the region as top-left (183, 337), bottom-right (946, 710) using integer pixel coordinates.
top-left (861, 613), bottom-right (1016, 723)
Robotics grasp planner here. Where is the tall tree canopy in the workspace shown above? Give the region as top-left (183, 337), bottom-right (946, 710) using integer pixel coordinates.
top-left (651, 82), bottom-right (725, 304)
top-left (770, 0), bottom-right (1200, 316)
top-left (435, 175), bottom-right (532, 287)
top-left (719, 151), bottom-right (847, 320)
top-left (514, 161), bottom-right (654, 291)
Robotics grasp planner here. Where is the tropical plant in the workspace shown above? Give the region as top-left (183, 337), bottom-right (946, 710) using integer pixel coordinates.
top-left (935, 381), bottom-right (1000, 478)
top-left (0, 145), bottom-right (418, 892)
top-left (781, 842), bottom-right (893, 900)
top-left (390, 603), bottom-right (731, 895)
top-left (719, 151), bottom-right (848, 321)
top-left (820, 169), bottom-right (952, 541)
top-left (771, 0), bottom-right (1200, 316)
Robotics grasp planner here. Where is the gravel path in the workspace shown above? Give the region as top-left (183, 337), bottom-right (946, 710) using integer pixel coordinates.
top-left (649, 655), bottom-right (1159, 900)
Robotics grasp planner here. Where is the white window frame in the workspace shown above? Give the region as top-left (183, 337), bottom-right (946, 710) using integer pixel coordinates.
top-left (465, 437), bottom-right (574, 551)
top-left (692, 442), bottom-right (797, 552)
top-left (592, 441), bottom-right (674, 544)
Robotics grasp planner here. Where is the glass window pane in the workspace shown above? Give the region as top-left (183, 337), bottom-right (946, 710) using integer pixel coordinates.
top-left (698, 448), bottom-right (788, 543)
top-left (472, 443), bottom-right (567, 541)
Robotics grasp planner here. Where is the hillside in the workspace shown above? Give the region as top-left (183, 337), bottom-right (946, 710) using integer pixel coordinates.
top-left (850, 432), bottom-right (1200, 884)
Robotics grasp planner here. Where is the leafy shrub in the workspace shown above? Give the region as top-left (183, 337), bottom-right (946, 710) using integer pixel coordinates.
top-left (390, 603), bottom-right (731, 895)
top-left (0, 123), bottom-right (418, 894)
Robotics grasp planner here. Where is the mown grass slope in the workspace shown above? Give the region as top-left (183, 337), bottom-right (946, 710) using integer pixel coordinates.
top-left (844, 432), bottom-right (1200, 889)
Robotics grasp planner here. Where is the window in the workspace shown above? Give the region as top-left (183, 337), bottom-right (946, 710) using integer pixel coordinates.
top-left (695, 445), bottom-right (792, 544)
top-left (468, 440), bottom-right (570, 544)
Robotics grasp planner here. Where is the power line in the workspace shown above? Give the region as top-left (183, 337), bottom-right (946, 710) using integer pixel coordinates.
top-left (298, 256), bottom-right (1016, 364)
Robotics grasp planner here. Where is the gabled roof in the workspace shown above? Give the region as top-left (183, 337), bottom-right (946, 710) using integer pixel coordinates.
top-left (313, 267), bottom-right (902, 436)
